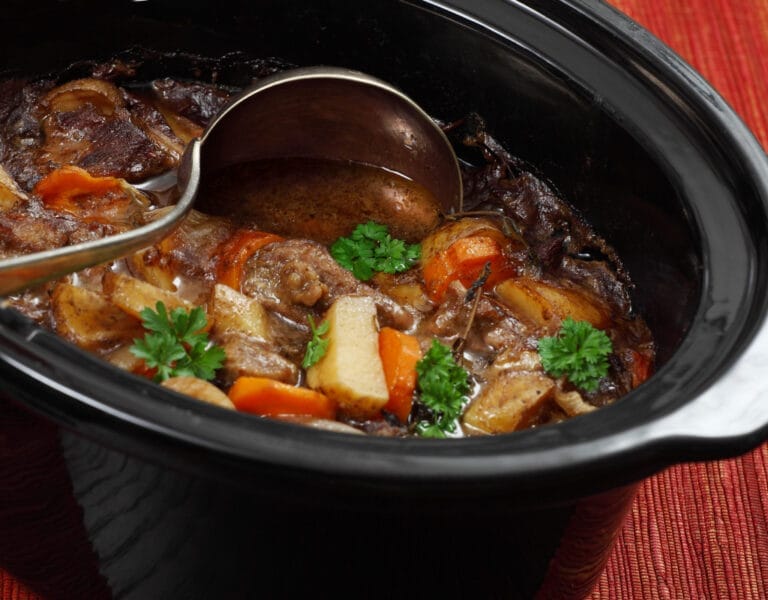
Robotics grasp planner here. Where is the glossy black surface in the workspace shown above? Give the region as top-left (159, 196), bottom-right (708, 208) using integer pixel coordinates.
top-left (1, 0), bottom-right (768, 512)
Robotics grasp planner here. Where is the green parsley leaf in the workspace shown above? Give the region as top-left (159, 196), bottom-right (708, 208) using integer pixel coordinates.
top-left (414, 339), bottom-right (470, 438)
top-left (302, 314), bottom-right (330, 369)
top-left (537, 317), bottom-right (613, 392)
top-left (330, 221), bottom-right (421, 281)
top-left (130, 301), bottom-right (225, 383)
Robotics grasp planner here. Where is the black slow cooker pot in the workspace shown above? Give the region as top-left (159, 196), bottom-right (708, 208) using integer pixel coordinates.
top-left (2, 0), bottom-right (768, 598)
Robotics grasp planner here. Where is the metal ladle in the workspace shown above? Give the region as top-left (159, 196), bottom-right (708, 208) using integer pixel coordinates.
top-left (0, 67), bottom-right (462, 296)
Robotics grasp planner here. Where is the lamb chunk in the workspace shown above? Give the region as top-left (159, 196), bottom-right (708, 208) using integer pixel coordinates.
top-left (241, 239), bottom-right (414, 330)
top-left (34, 78), bottom-right (180, 182)
top-left (215, 331), bottom-right (299, 388)
top-left (150, 78), bottom-right (230, 126)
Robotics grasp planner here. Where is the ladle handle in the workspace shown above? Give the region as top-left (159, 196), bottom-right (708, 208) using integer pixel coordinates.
top-left (0, 141), bottom-right (201, 297)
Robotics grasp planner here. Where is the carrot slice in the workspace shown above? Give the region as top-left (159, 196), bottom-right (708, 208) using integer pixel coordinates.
top-left (422, 235), bottom-right (516, 302)
top-left (630, 349), bottom-right (653, 388)
top-left (33, 165), bottom-right (138, 224)
top-left (378, 327), bottom-right (422, 422)
top-left (228, 376), bottom-right (336, 420)
top-left (214, 230), bottom-right (284, 291)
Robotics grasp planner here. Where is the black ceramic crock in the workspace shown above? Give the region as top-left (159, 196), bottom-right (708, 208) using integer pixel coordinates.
top-left (2, 1), bottom-right (768, 598)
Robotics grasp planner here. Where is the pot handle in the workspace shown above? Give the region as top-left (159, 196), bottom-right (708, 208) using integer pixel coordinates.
top-left (646, 321), bottom-right (768, 456)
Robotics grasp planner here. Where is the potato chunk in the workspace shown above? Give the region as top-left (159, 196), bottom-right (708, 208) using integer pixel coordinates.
top-left (52, 283), bottom-right (143, 352)
top-left (306, 295), bottom-right (389, 418)
top-left (210, 283), bottom-right (270, 341)
top-left (494, 277), bottom-right (609, 332)
top-left (162, 376), bottom-right (235, 409)
top-left (463, 372), bottom-right (555, 434)
top-left (103, 271), bottom-right (196, 321)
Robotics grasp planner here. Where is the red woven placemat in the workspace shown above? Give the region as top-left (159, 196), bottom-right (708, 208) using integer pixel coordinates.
top-left (591, 1), bottom-right (768, 598)
top-left (2, 2), bottom-right (768, 599)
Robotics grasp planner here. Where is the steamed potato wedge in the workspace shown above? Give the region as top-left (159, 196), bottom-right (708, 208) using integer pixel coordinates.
top-left (462, 371), bottom-right (555, 434)
top-left (306, 295), bottom-right (389, 419)
top-left (52, 283), bottom-right (143, 352)
top-left (210, 283), bottom-right (270, 341)
top-left (494, 277), bottom-right (609, 331)
top-left (420, 217), bottom-right (513, 266)
top-left (103, 271), bottom-right (199, 322)
top-left (127, 248), bottom-right (177, 292)
top-left (0, 165), bottom-right (27, 211)
top-left (162, 376), bottom-right (235, 409)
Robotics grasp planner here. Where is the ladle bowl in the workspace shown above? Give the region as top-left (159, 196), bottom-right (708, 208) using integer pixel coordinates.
top-left (0, 66), bottom-right (462, 296)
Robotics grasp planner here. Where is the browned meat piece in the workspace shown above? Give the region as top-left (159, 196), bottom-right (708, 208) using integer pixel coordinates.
top-left (36, 79), bottom-right (179, 182)
top-left (241, 239), bottom-right (414, 330)
top-left (150, 78), bottom-right (231, 126)
top-left (123, 89), bottom-right (185, 160)
top-left (0, 199), bottom-right (125, 259)
top-left (0, 79), bottom-right (51, 190)
top-left (215, 331), bottom-right (299, 387)
top-left (133, 209), bottom-right (234, 300)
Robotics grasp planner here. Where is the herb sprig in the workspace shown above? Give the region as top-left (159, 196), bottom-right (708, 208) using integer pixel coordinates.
top-left (414, 339), bottom-right (470, 438)
top-left (537, 317), bottom-right (612, 392)
top-left (302, 315), bottom-right (329, 369)
top-left (330, 221), bottom-right (421, 281)
top-left (130, 301), bottom-right (225, 382)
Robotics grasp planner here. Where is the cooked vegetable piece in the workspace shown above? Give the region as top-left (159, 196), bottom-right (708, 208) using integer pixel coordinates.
top-left (211, 283), bottom-right (271, 342)
top-left (130, 302), bottom-right (225, 382)
top-left (305, 295), bottom-right (389, 418)
top-left (414, 339), bottom-right (470, 437)
top-left (51, 283), bottom-right (143, 351)
top-left (103, 272), bottom-right (198, 322)
top-left (629, 349), bottom-right (653, 388)
top-left (420, 218), bottom-right (511, 265)
top-left (422, 235), bottom-right (515, 303)
top-left (214, 229), bottom-right (284, 291)
top-left (538, 317), bottom-right (612, 392)
top-left (0, 166), bottom-right (27, 211)
top-left (34, 165), bottom-right (146, 225)
top-left (553, 388), bottom-right (596, 417)
top-left (378, 327), bottom-right (422, 422)
top-left (43, 78), bottom-right (124, 116)
top-left (276, 415), bottom-right (365, 435)
top-left (302, 315), bottom-right (329, 369)
top-left (330, 221), bottom-right (420, 281)
top-left (495, 277), bottom-right (609, 331)
top-left (162, 376), bottom-right (235, 409)
top-left (228, 376), bottom-right (336, 419)
top-left (463, 371), bottom-right (555, 434)
top-left (127, 249), bottom-right (177, 291)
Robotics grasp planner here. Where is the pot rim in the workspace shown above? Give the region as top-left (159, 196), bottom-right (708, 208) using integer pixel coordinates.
top-left (2, 0), bottom-right (768, 500)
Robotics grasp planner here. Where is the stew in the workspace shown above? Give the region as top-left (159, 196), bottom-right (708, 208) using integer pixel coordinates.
top-left (0, 57), bottom-right (655, 437)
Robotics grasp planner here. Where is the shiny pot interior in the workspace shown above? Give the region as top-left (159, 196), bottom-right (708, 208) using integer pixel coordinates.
top-left (1, 0), bottom-right (768, 509)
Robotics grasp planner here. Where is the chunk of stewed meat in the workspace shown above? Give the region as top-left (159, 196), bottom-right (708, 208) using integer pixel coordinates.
top-left (241, 239), bottom-right (414, 330)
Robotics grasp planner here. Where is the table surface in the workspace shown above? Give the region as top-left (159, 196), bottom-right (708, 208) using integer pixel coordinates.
top-left (2, 1), bottom-right (768, 599)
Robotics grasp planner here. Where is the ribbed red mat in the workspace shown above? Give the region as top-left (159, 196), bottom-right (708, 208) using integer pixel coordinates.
top-left (2, 1), bottom-right (768, 599)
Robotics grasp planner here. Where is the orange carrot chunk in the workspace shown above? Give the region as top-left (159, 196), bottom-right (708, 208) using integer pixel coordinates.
top-left (422, 235), bottom-right (515, 302)
top-left (34, 165), bottom-right (136, 224)
top-left (214, 230), bottom-right (284, 291)
top-left (630, 349), bottom-right (653, 388)
top-left (228, 376), bottom-right (336, 420)
top-left (378, 327), bottom-right (422, 422)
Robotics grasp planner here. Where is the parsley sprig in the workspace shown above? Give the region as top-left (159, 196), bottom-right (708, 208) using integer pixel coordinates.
top-left (302, 315), bottom-right (329, 369)
top-left (330, 221), bottom-right (421, 281)
top-left (130, 301), bottom-right (225, 382)
top-left (414, 339), bottom-right (470, 438)
top-left (537, 317), bottom-right (613, 392)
